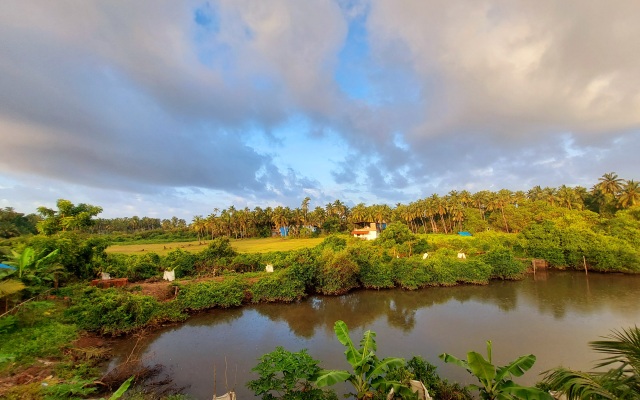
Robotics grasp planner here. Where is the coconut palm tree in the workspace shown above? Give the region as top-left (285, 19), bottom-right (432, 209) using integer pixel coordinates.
top-left (618, 180), bottom-right (640, 209)
top-left (597, 172), bottom-right (624, 197)
top-left (191, 215), bottom-right (206, 242)
top-left (348, 203), bottom-right (368, 226)
top-left (431, 194), bottom-right (448, 234)
top-left (544, 326), bottom-right (640, 399)
top-left (301, 197), bottom-right (311, 226)
top-left (527, 185), bottom-right (544, 202)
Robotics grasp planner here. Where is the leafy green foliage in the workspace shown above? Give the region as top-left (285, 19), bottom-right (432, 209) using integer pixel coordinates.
top-left (104, 252), bottom-right (162, 281)
top-left (440, 341), bottom-right (552, 400)
top-left (65, 288), bottom-right (158, 335)
top-left (127, 253), bottom-right (161, 281)
top-left (316, 235), bottom-right (347, 252)
top-left (28, 233), bottom-right (108, 279)
top-left (392, 257), bottom-right (434, 290)
top-left (0, 315), bottom-right (18, 334)
top-left (250, 271), bottom-right (307, 303)
top-left (108, 375), bottom-right (134, 400)
top-left (176, 278), bottom-right (246, 311)
top-left (520, 222), bottom-right (566, 267)
top-left (317, 250), bottom-right (359, 295)
top-left (350, 241), bottom-right (395, 289)
top-left (247, 346), bottom-right (334, 400)
top-left (0, 207), bottom-right (37, 238)
top-left (36, 199), bottom-right (103, 235)
top-left (315, 320), bottom-right (414, 400)
top-left (0, 302), bottom-right (78, 367)
top-left (229, 252), bottom-right (264, 273)
top-left (543, 326), bottom-right (640, 400)
top-left (378, 223), bottom-right (419, 257)
top-left (283, 248), bottom-right (319, 289)
top-left (197, 237), bottom-right (237, 266)
top-left (161, 249), bottom-right (197, 277)
top-left (481, 248), bottom-right (526, 280)
top-left (43, 377), bottom-right (97, 399)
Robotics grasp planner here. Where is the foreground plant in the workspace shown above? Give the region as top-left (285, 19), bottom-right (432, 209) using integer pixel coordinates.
top-left (315, 320), bottom-right (415, 399)
top-left (543, 326), bottom-right (640, 399)
top-left (247, 346), bottom-right (333, 400)
top-left (439, 340), bottom-right (552, 400)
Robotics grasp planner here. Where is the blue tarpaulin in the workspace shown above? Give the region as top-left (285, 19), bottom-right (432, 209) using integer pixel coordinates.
top-left (458, 231), bottom-right (472, 236)
top-left (279, 226), bottom-right (289, 237)
top-left (0, 263), bottom-right (16, 270)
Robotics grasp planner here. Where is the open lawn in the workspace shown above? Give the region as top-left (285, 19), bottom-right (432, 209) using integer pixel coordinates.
top-left (106, 236), bottom-right (326, 256)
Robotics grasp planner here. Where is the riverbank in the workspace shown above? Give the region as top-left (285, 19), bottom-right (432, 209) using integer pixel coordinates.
top-left (105, 271), bottom-right (640, 399)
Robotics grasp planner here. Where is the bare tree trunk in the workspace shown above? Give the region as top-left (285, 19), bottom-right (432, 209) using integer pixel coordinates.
top-left (500, 207), bottom-right (510, 233)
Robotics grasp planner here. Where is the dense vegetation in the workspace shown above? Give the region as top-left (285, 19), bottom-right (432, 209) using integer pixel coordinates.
top-left (1, 172), bottom-right (640, 398)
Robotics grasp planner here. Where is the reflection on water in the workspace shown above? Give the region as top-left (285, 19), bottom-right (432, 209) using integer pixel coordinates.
top-left (110, 272), bottom-right (640, 399)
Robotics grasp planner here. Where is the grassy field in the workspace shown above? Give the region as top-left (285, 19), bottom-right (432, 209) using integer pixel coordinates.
top-left (106, 236), bottom-right (326, 256)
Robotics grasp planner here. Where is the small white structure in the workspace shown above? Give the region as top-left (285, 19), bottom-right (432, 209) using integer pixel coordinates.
top-left (265, 264), bottom-right (274, 273)
top-left (351, 222), bottom-right (380, 240)
top-left (422, 253), bottom-right (429, 259)
top-left (213, 391), bottom-right (236, 400)
top-left (457, 252), bottom-right (467, 259)
top-left (387, 381), bottom-right (432, 400)
top-left (163, 270), bottom-right (175, 282)
top-left (100, 272), bottom-right (110, 280)
top-left (409, 380), bottom-right (433, 400)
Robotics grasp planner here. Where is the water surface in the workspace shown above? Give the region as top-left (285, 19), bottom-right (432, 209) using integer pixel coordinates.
top-left (110, 271), bottom-right (640, 398)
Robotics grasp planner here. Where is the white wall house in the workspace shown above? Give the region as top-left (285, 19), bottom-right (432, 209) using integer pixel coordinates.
top-left (351, 222), bottom-right (380, 240)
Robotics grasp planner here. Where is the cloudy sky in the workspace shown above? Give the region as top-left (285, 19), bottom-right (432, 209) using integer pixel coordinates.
top-left (1, 0), bottom-right (639, 219)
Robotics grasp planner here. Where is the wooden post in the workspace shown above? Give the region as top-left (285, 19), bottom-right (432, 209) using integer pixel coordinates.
top-left (532, 259), bottom-right (536, 274)
top-left (583, 255), bottom-right (588, 275)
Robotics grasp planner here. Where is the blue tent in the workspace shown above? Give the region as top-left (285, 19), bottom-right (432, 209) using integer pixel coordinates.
top-left (0, 263), bottom-right (15, 270)
top-left (458, 231), bottom-right (472, 237)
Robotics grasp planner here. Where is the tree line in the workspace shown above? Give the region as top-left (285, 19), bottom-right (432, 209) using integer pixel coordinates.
top-left (1, 172), bottom-right (638, 240)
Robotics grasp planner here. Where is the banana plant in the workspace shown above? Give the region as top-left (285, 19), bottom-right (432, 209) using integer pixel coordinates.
top-left (9, 247), bottom-right (59, 279)
top-left (439, 340), bottom-right (552, 400)
top-left (315, 320), bottom-right (415, 399)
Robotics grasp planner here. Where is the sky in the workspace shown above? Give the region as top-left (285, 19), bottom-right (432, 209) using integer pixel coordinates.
top-left (1, 0), bottom-right (639, 220)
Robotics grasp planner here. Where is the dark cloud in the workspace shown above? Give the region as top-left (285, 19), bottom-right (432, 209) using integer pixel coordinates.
top-left (0, 0), bottom-right (638, 218)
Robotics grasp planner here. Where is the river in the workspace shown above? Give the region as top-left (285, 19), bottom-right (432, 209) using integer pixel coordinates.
top-left (109, 271), bottom-right (640, 398)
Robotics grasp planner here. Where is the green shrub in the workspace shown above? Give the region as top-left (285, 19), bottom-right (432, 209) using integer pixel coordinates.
top-left (177, 278), bottom-right (246, 311)
top-left (283, 248), bottom-right (319, 289)
top-left (0, 301), bottom-right (78, 365)
top-left (247, 346), bottom-right (335, 400)
top-left (426, 254), bottom-right (457, 286)
top-left (197, 237), bottom-right (237, 265)
top-left (481, 248), bottom-right (526, 279)
top-left (317, 249), bottom-right (360, 295)
top-left (520, 222), bottom-right (566, 267)
top-left (28, 233), bottom-right (108, 280)
top-left (43, 377), bottom-right (97, 399)
top-left (127, 252), bottom-right (161, 281)
top-left (454, 258), bottom-right (492, 284)
top-left (586, 235), bottom-right (640, 272)
top-left (316, 235), bottom-right (347, 252)
top-left (161, 248), bottom-right (197, 277)
top-left (103, 253), bottom-right (129, 279)
top-left (103, 253), bottom-right (161, 281)
top-left (351, 242), bottom-right (394, 289)
top-left (229, 253), bottom-right (263, 273)
top-left (0, 315), bottom-right (18, 334)
top-left (153, 299), bottom-right (189, 323)
top-left (250, 271), bottom-right (306, 303)
top-left (65, 287), bottom-right (159, 335)
top-left (0, 321), bottom-right (77, 365)
top-left (392, 258), bottom-right (434, 290)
